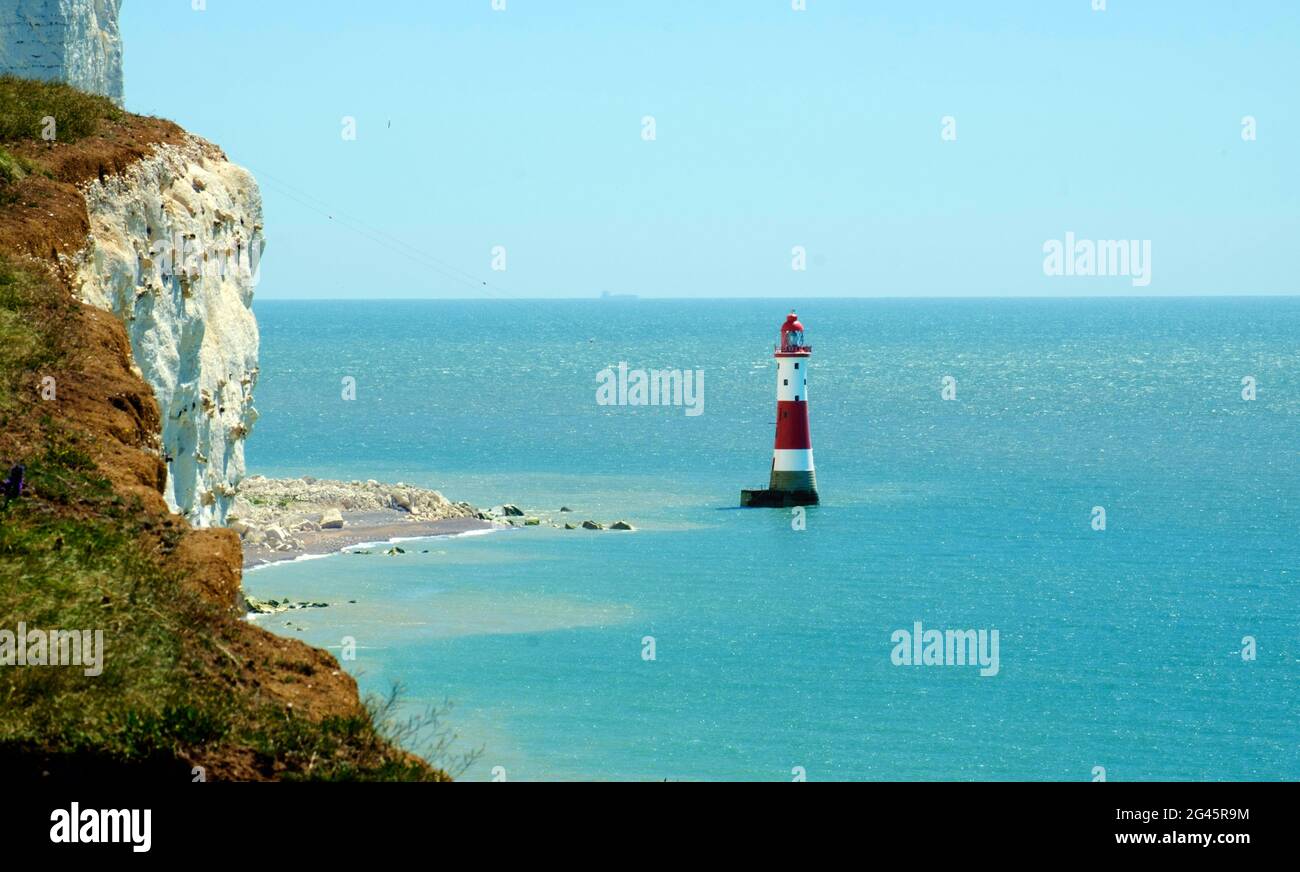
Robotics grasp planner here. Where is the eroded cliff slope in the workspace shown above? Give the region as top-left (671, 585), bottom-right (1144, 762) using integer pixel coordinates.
top-left (0, 78), bottom-right (446, 780)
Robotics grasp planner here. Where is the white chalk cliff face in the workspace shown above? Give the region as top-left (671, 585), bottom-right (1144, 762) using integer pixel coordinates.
top-left (4, 0), bottom-right (264, 527)
top-left (0, 0), bottom-right (124, 104)
top-left (75, 135), bottom-right (265, 526)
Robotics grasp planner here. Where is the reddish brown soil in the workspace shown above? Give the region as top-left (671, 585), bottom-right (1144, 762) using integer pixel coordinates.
top-left (0, 115), bottom-right (187, 284)
top-left (0, 111), bottom-right (439, 781)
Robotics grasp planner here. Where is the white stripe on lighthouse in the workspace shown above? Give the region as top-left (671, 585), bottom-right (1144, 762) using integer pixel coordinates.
top-left (775, 359), bottom-right (807, 401)
top-left (772, 448), bottom-right (815, 471)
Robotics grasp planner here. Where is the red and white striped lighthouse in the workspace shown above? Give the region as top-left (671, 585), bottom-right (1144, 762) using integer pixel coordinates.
top-left (741, 311), bottom-right (820, 507)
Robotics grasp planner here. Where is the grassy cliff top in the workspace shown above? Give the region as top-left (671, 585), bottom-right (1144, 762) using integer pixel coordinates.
top-left (0, 74), bottom-right (123, 143)
top-left (0, 77), bottom-right (461, 780)
top-left (0, 73), bottom-right (119, 190)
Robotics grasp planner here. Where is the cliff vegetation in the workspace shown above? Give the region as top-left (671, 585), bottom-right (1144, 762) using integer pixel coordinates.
top-left (0, 78), bottom-right (454, 780)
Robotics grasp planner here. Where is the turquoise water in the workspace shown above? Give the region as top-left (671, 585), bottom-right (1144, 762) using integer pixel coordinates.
top-left (244, 298), bottom-right (1299, 781)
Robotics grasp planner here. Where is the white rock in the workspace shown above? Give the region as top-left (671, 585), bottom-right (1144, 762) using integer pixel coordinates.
top-left (75, 135), bottom-right (264, 528)
top-left (0, 0), bottom-right (124, 105)
top-left (319, 509), bottom-right (344, 529)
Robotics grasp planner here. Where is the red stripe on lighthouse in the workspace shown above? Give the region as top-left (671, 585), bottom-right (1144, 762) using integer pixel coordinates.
top-left (774, 400), bottom-right (811, 449)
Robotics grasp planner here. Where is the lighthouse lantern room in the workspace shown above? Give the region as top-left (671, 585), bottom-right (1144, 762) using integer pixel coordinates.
top-left (741, 311), bottom-right (820, 507)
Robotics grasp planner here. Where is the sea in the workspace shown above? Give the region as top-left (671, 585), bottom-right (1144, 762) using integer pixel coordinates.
top-left (243, 297), bottom-right (1300, 781)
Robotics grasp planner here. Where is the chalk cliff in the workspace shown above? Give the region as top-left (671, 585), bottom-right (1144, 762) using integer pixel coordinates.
top-left (0, 0), bottom-right (251, 526)
top-left (75, 135), bottom-right (264, 526)
top-left (0, 0), bottom-right (123, 104)
top-left (1, 8), bottom-right (445, 779)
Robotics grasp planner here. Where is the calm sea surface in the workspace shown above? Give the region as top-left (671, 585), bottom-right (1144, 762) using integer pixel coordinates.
top-left (244, 298), bottom-right (1299, 781)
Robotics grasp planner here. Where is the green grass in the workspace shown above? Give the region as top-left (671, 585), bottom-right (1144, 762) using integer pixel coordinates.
top-left (0, 447), bottom-right (205, 762)
top-left (0, 75), bottom-right (122, 143)
top-left (0, 145), bottom-right (36, 183)
top-left (249, 690), bottom-right (469, 782)
top-left (0, 432), bottom-right (458, 777)
top-left (0, 258), bottom-right (68, 410)
top-left (0, 259), bottom-right (217, 764)
top-left (0, 145), bottom-right (49, 206)
top-left (0, 255), bottom-right (457, 779)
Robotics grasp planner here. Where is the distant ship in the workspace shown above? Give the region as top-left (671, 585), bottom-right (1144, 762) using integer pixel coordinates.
top-left (599, 291), bottom-right (639, 300)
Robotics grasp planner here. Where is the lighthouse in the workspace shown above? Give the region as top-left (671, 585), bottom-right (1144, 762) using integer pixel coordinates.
top-left (741, 311), bottom-right (820, 507)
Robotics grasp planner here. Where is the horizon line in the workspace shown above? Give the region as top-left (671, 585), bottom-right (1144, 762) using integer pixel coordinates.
top-left (252, 293), bottom-right (1300, 303)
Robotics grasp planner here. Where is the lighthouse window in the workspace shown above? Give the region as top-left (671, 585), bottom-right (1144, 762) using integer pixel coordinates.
top-left (783, 379), bottom-right (788, 386)
top-left (794, 363), bottom-right (799, 369)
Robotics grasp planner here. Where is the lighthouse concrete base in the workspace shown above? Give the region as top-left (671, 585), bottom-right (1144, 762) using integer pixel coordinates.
top-left (740, 488), bottom-right (820, 508)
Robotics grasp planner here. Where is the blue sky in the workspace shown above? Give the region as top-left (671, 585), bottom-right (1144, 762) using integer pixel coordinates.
top-left (121, 1), bottom-right (1297, 299)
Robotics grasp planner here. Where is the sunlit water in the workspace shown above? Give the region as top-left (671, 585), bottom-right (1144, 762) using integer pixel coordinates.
top-left (244, 298), bottom-right (1300, 781)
